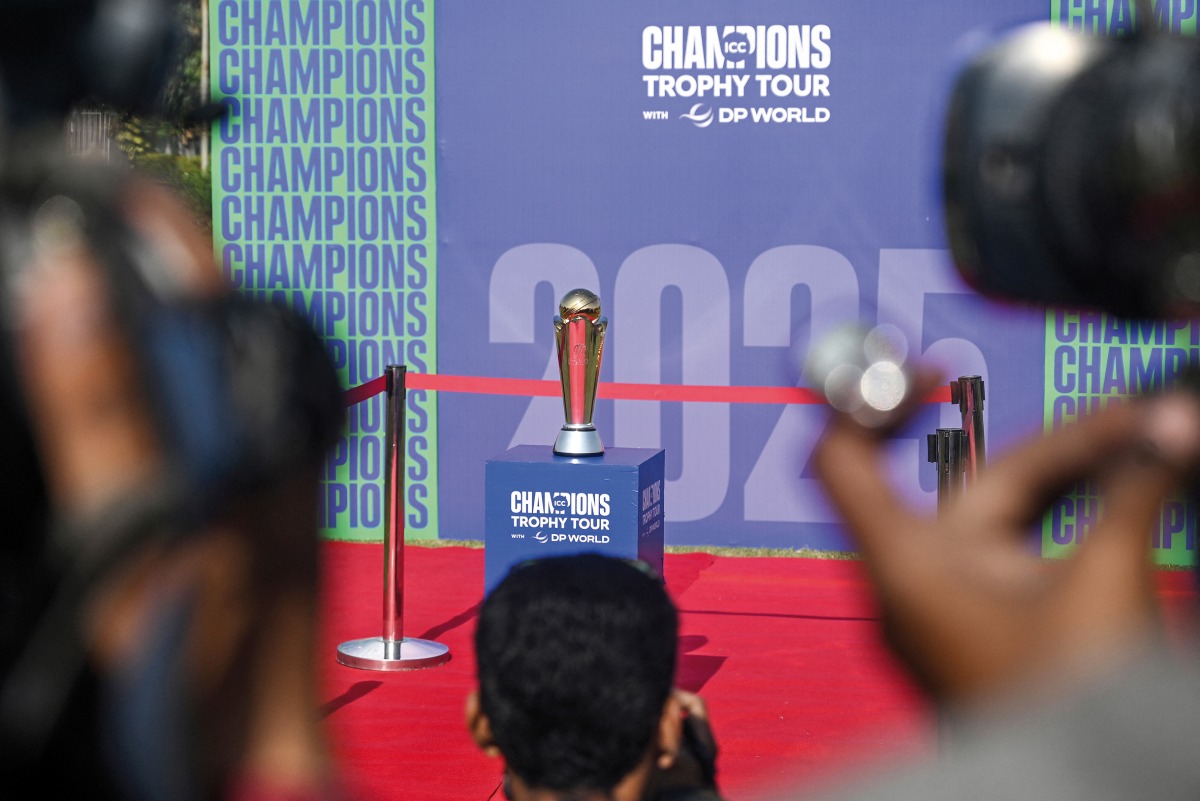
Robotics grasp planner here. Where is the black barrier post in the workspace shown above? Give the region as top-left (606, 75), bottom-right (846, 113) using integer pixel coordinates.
top-left (335, 365), bottom-right (451, 671)
top-left (927, 427), bottom-right (967, 514)
top-left (926, 425), bottom-right (967, 756)
top-left (950, 376), bottom-right (985, 484)
top-left (917, 378), bottom-right (987, 757)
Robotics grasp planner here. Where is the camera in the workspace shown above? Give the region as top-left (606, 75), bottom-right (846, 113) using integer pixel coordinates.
top-left (942, 14), bottom-right (1200, 318)
top-left (0, 0), bottom-right (344, 773)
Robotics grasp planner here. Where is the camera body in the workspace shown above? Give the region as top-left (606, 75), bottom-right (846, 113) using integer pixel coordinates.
top-left (943, 21), bottom-right (1200, 318)
top-left (0, 0), bottom-right (178, 126)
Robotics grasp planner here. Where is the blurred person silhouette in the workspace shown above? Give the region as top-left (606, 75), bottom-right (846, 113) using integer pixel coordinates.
top-left (466, 553), bottom-right (725, 801)
top-left (0, 158), bottom-right (349, 801)
top-left (0, 2), bottom-right (348, 800)
top-left (788, 7), bottom-right (1200, 798)
top-left (800, 365), bottom-right (1200, 800)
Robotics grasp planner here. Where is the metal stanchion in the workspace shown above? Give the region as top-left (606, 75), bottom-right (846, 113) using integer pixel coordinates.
top-left (336, 365), bottom-right (451, 671)
top-left (950, 375), bottom-right (985, 484)
top-left (927, 427), bottom-right (967, 515)
top-left (926, 382), bottom-right (983, 756)
top-left (926, 425), bottom-right (967, 755)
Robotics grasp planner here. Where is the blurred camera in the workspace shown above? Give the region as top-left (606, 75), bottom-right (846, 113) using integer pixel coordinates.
top-left (0, 0), bottom-right (344, 768)
top-left (0, 0), bottom-right (179, 130)
top-left (0, 0), bottom-right (342, 521)
top-left (942, 17), bottom-right (1200, 318)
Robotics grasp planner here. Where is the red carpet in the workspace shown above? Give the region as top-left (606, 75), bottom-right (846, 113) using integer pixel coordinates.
top-left (317, 543), bottom-right (1198, 801)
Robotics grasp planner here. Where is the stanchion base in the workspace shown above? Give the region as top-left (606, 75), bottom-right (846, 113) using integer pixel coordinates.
top-left (335, 636), bottom-right (451, 671)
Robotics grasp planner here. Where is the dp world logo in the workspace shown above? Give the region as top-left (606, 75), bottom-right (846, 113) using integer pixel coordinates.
top-left (680, 103), bottom-right (714, 128)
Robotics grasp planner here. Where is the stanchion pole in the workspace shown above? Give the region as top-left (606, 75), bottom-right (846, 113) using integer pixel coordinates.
top-left (950, 375), bottom-right (985, 484)
top-left (925, 425), bottom-right (967, 755)
top-left (927, 427), bottom-right (967, 514)
top-left (336, 365), bottom-right (451, 671)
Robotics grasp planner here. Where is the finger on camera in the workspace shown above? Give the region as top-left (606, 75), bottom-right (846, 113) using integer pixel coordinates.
top-left (1081, 400), bottom-right (1200, 566)
top-left (964, 399), bottom-right (1182, 533)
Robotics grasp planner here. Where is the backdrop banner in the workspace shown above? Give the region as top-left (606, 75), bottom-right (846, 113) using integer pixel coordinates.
top-left (211, 0), bottom-right (1199, 565)
top-left (210, 0), bottom-right (439, 541)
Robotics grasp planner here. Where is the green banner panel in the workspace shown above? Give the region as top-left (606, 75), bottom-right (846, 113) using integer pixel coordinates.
top-left (1043, 311), bottom-right (1199, 565)
top-left (1044, 4), bottom-right (1197, 565)
top-left (1051, 0), bottom-right (1196, 34)
top-left (210, 0), bottom-right (439, 542)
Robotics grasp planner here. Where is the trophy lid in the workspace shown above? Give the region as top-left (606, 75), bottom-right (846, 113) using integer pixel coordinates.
top-left (559, 288), bottom-right (601, 321)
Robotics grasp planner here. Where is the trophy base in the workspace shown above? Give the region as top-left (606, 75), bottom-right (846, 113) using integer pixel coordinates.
top-left (554, 425), bottom-right (604, 456)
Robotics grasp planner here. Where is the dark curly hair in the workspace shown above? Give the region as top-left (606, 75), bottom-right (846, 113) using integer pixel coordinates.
top-left (475, 553), bottom-right (679, 795)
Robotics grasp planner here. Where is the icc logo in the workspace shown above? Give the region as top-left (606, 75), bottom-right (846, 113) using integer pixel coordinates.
top-left (569, 342), bottom-right (588, 366)
top-left (722, 31), bottom-right (751, 58)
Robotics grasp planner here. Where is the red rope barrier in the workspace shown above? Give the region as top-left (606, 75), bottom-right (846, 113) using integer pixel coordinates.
top-left (343, 374), bottom-right (387, 406)
top-left (341, 372), bottom-right (953, 406)
top-left (408, 373), bottom-right (558, 398)
top-left (333, 366), bottom-right (952, 676)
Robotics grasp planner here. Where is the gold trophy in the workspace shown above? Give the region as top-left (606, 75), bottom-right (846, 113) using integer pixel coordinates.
top-left (553, 288), bottom-right (607, 456)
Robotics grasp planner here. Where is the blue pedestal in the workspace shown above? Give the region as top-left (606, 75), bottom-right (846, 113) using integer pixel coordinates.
top-left (484, 445), bottom-right (665, 594)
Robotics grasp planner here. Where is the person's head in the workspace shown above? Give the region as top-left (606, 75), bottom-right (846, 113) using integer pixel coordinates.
top-left (467, 553), bottom-right (683, 800)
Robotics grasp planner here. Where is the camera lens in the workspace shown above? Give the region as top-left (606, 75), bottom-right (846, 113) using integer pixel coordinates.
top-left (943, 22), bottom-right (1200, 318)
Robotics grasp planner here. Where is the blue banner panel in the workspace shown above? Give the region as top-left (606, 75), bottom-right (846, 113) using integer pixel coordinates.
top-left (437, 2), bottom-right (1048, 550)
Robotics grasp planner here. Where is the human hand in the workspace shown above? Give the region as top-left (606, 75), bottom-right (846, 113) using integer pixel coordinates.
top-left (812, 376), bottom-right (1200, 706)
top-left (652, 688), bottom-right (720, 797)
top-left (675, 689), bottom-right (718, 788)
